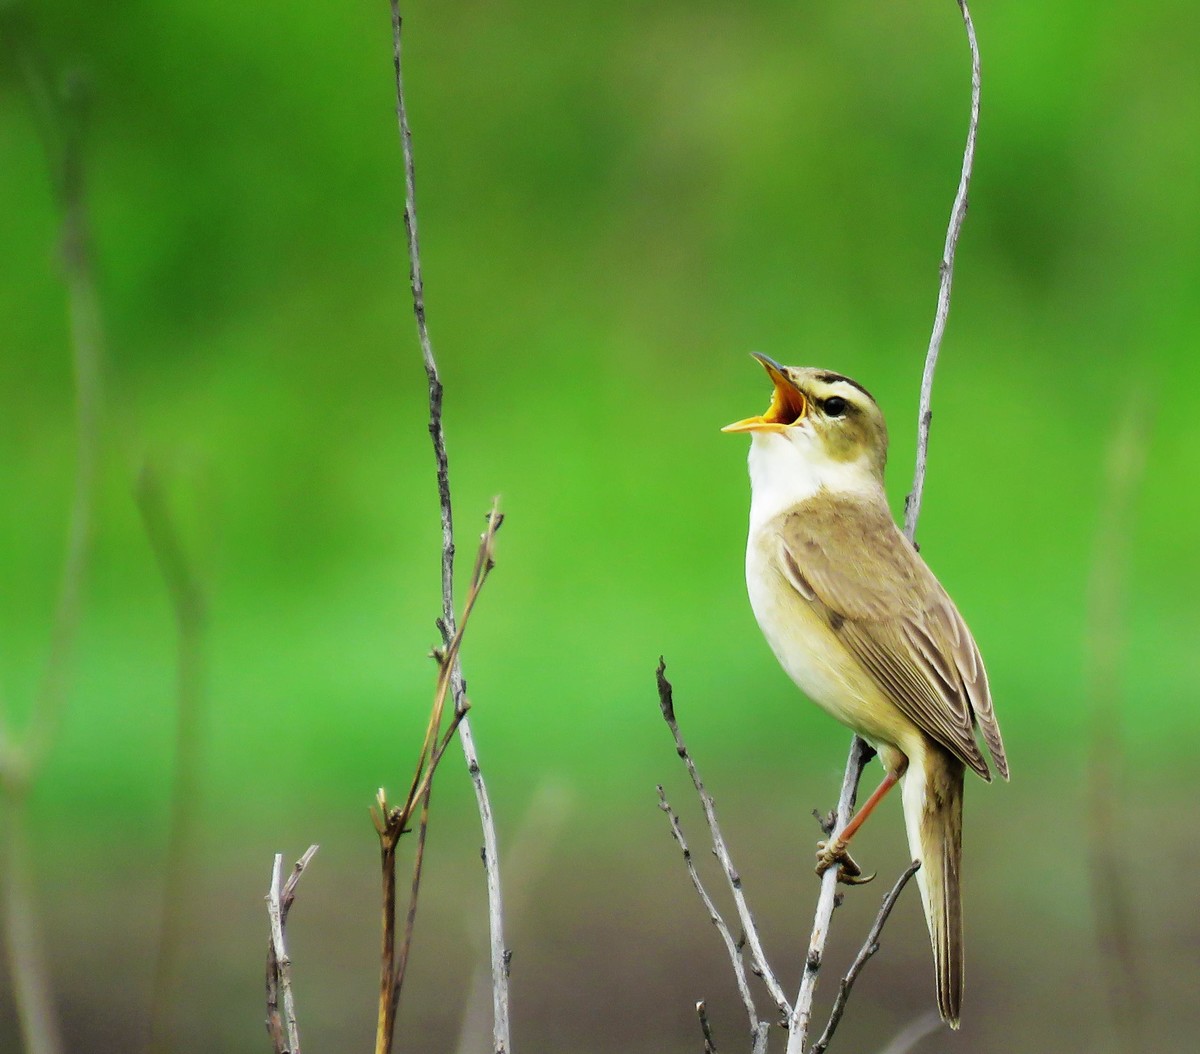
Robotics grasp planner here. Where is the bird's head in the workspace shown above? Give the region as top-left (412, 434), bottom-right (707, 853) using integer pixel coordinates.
top-left (723, 355), bottom-right (889, 502)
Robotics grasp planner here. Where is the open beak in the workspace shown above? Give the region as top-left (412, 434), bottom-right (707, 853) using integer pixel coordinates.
top-left (721, 353), bottom-right (808, 434)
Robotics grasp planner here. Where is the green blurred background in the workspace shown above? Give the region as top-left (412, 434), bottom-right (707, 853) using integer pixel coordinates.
top-left (1, 1), bottom-right (1197, 1051)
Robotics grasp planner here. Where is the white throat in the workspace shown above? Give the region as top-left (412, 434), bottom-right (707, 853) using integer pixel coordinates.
top-left (746, 429), bottom-right (883, 534)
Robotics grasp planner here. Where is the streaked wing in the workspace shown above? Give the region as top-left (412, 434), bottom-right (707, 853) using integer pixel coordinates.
top-left (777, 497), bottom-right (1008, 781)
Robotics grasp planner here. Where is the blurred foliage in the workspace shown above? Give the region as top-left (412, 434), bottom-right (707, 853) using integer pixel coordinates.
top-left (1, 2), bottom-right (1197, 1052)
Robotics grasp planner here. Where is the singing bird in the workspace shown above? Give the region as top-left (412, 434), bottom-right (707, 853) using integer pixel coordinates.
top-left (723, 355), bottom-right (1008, 1027)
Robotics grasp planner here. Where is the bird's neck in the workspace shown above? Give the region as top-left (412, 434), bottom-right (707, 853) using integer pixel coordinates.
top-left (746, 432), bottom-right (885, 535)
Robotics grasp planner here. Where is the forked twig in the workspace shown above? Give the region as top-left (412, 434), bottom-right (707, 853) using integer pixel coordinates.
top-left (785, 739), bottom-right (873, 1052)
top-left (659, 788), bottom-right (764, 1035)
top-left (373, 510), bottom-right (503, 1054)
top-left (810, 861), bottom-right (922, 1054)
top-left (265, 846), bottom-right (319, 1054)
top-left (657, 661), bottom-right (790, 1018)
top-left (387, 5), bottom-right (510, 1051)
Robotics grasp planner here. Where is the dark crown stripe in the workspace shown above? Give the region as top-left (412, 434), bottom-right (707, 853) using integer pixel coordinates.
top-left (815, 372), bottom-right (876, 404)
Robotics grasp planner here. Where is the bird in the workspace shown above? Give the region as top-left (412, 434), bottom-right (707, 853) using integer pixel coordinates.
top-left (723, 353), bottom-right (1008, 1028)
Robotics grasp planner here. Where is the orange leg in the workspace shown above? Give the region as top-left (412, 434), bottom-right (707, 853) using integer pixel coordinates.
top-left (815, 768), bottom-right (902, 885)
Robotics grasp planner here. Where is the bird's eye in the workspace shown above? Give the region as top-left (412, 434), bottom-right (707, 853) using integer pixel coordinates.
top-left (822, 396), bottom-right (848, 418)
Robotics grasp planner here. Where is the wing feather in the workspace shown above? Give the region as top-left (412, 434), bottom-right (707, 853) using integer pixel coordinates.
top-left (777, 497), bottom-right (1008, 781)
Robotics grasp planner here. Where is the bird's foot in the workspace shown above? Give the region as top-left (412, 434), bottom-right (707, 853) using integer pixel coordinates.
top-left (815, 839), bottom-right (876, 886)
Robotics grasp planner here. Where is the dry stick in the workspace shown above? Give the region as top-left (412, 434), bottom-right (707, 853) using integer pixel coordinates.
top-left (659, 787), bottom-right (764, 1038)
top-left (657, 661), bottom-right (791, 1018)
top-left (788, 4), bottom-right (982, 1051)
top-left (697, 1001), bottom-right (719, 1054)
top-left (454, 781), bottom-right (573, 1054)
top-left (1085, 396), bottom-right (1148, 1052)
top-left (810, 861), bottom-right (922, 1054)
top-left (137, 468), bottom-right (208, 1054)
top-left (265, 847), bottom-right (319, 1054)
top-left (373, 514), bottom-right (502, 1054)
top-left (785, 738), bottom-right (872, 1053)
top-left (388, 6), bottom-right (510, 1052)
top-left (903, 0), bottom-right (980, 542)
top-left (0, 61), bottom-right (102, 1054)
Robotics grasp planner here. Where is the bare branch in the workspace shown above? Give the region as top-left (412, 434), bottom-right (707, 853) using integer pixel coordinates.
top-left (660, 788), bottom-right (764, 1036)
top-left (903, 0), bottom-right (980, 542)
top-left (265, 847), bottom-right (318, 1054)
top-left (388, 6), bottom-right (509, 1050)
top-left (810, 861), bottom-right (921, 1054)
top-left (658, 661), bottom-right (790, 1018)
top-left (697, 1001), bottom-right (719, 1054)
top-left (373, 510), bottom-right (502, 1054)
top-left (785, 738), bottom-right (873, 1054)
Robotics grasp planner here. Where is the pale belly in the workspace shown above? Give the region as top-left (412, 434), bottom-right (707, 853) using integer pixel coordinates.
top-left (745, 535), bottom-right (914, 756)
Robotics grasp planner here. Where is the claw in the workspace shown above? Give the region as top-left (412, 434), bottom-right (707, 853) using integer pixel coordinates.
top-left (815, 838), bottom-right (876, 886)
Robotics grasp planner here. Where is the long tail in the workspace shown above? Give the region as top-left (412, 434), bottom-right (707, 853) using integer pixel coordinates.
top-left (901, 743), bottom-right (965, 1028)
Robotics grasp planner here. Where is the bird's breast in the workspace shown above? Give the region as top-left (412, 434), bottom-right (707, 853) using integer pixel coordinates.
top-left (745, 529), bottom-right (913, 751)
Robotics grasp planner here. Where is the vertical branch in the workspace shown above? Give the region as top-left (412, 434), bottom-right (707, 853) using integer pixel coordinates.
top-left (387, 6), bottom-right (510, 1052)
top-left (903, 0), bottom-right (980, 543)
top-left (265, 847), bottom-right (319, 1054)
top-left (137, 468), bottom-right (208, 1054)
top-left (372, 514), bottom-right (502, 1054)
top-left (784, 738), bottom-right (873, 1054)
top-left (1085, 396), bottom-right (1148, 1050)
top-left (790, 4), bottom-right (982, 1050)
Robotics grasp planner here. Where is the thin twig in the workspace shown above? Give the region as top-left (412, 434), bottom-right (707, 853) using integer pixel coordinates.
top-left (659, 788), bottom-right (763, 1036)
top-left (810, 861), bottom-right (922, 1054)
top-left (454, 781), bottom-right (573, 1054)
top-left (903, 0), bottom-right (980, 542)
top-left (1085, 394), bottom-right (1149, 1051)
top-left (785, 738), bottom-right (873, 1054)
top-left (138, 467), bottom-right (208, 1054)
top-left (373, 512), bottom-right (502, 1054)
top-left (265, 847), bottom-right (318, 1054)
top-left (657, 660), bottom-right (790, 1018)
top-left (388, 6), bottom-right (510, 1051)
top-left (697, 1001), bottom-right (719, 1054)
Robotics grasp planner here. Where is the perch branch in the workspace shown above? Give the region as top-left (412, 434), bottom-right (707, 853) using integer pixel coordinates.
top-left (790, 4), bottom-right (983, 1049)
top-left (810, 861), bottom-right (922, 1054)
top-left (388, 5), bottom-right (510, 1051)
top-left (785, 738), bottom-right (873, 1054)
top-left (657, 660), bottom-right (790, 1018)
top-left (265, 846), bottom-right (319, 1054)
